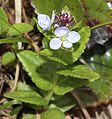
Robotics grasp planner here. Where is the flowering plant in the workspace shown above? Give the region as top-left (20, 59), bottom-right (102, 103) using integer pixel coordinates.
top-left (37, 8), bottom-right (81, 50)
top-left (4, 7), bottom-right (100, 119)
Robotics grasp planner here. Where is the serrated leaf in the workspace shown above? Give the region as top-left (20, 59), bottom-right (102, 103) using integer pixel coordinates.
top-left (41, 108), bottom-right (65, 119)
top-left (5, 83), bottom-right (48, 106)
top-left (57, 65), bottom-right (100, 82)
top-left (40, 27), bottom-right (90, 65)
top-left (0, 37), bottom-right (28, 44)
top-left (0, 8), bottom-right (9, 35)
top-left (54, 76), bottom-right (88, 95)
top-left (72, 27), bottom-right (90, 62)
top-left (40, 48), bottom-right (73, 65)
top-left (51, 94), bottom-right (76, 112)
top-left (17, 50), bottom-right (52, 90)
top-left (7, 23), bottom-right (33, 36)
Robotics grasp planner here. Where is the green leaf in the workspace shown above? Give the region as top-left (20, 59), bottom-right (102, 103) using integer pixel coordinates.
top-left (0, 8), bottom-right (9, 35)
top-left (0, 100), bottom-right (21, 110)
top-left (2, 51), bottom-right (16, 66)
top-left (22, 114), bottom-right (36, 119)
top-left (32, 0), bottom-right (111, 24)
top-left (17, 50), bottom-right (52, 90)
top-left (5, 83), bottom-right (48, 105)
top-left (42, 36), bottom-right (49, 49)
top-left (54, 76), bottom-right (88, 95)
top-left (72, 27), bottom-right (90, 62)
top-left (88, 79), bottom-right (112, 101)
top-left (57, 65), bottom-right (100, 82)
top-left (73, 89), bottom-right (98, 106)
top-left (87, 48), bottom-right (112, 101)
top-left (7, 23), bottom-right (33, 36)
top-left (41, 108), bottom-right (65, 119)
top-left (51, 94), bottom-right (76, 112)
top-left (10, 106), bottom-right (22, 116)
top-left (32, 0), bottom-right (83, 21)
top-left (32, 0), bottom-right (62, 16)
top-left (5, 91), bottom-right (47, 105)
top-left (40, 48), bottom-right (73, 65)
top-left (40, 27), bottom-right (90, 65)
top-left (82, 0), bottom-right (111, 23)
top-left (0, 37), bottom-right (28, 44)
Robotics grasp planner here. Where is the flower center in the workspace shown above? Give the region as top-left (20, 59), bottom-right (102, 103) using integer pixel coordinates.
top-left (61, 35), bottom-right (66, 42)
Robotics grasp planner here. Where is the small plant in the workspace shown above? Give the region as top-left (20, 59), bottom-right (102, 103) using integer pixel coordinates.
top-left (0, 6), bottom-right (100, 119)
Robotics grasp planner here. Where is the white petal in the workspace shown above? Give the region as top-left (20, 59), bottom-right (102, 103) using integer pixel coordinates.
top-left (38, 14), bottom-right (51, 30)
top-left (107, 3), bottom-right (112, 9)
top-left (49, 38), bottom-right (62, 50)
top-left (62, 40), bottom-right (73, 48)
top-left (54, 27), bottom-right (69, 37)
top-left (66, 31), bottom-right (80, 43)
top-left (51, 10), bottom-right (55, 23)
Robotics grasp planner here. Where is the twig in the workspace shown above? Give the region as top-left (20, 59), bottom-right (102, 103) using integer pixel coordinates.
top-left (22, 6), bottom-right (29, 23)
top-left (107, 104), bottom-right (112, 119)
top-left (71, 91), bottom-right (91, 119)
top-left (15, 0), bottom-right (22, 49)
top-left (11, 0), bottom-right (22, 92)
top-left (24, 33), bottom-right (40, 53)
top-left (11, 61), bottom-right (20, 92)
top-left (22, 6), bottom-right (40, 53)
top-left (0, 110), bottom-right (14, 119)
top-left (95, 111), bottom-right (101, 119)
top-left (36, 112), bottom-right (40, 119)
top-left (79, 57), bottom-right (93, 69)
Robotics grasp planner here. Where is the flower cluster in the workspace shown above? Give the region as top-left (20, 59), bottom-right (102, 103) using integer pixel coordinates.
top-left (37, 10), bottom-right (80, 50)
top-left (54, 10), bottom-right (75, 28)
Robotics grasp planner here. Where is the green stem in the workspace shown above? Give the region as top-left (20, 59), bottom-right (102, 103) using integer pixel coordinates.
top-left (45, 74), bottom-right (59, 101)
top-left (91, 21), bottom-right (112, 30)
top-left (45, 65), bottom-right (60, 103)
top-left (45, 90), bottom-right (54, 101)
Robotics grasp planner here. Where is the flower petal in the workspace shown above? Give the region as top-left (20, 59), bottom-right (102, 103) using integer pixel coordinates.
top-left (54, 27), bottom-right (69, 37)
top-left (66, 31), bottom-right (80, 43)
top-left (49, 38), bottom-right (62, 50)
top-left (38, 14), bottom-right (51, 30)
top-left (62, 40), bottom-right (73, 48)
top-left (51, 10), bottom-right (55, 23)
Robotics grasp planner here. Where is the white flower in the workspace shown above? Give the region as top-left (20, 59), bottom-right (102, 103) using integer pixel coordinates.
top-left (37, 11), bottom-right (55, 30)
top-left (49, 27), bottom-right (80, 50)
